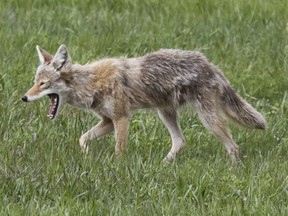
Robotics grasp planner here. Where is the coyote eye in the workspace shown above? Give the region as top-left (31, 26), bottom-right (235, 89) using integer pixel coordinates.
top-left (39, 82), bottom-right (45, 86)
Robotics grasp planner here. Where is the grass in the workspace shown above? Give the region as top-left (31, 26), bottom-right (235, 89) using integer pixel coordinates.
top-left (1, 0), bottom-right (288, 215)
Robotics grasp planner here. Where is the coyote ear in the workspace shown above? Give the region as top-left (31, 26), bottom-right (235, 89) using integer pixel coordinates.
top-left (52, 44), bottom-right (71, 71)
top-left (36, 45), bottom-right (53, 64)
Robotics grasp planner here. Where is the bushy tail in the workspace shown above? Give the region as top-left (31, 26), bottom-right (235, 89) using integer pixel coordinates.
top-left (222, 85), bottom-right (267, 129)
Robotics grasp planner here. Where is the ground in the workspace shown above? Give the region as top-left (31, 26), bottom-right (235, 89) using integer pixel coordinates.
top-left (0, 0), bottom-right (288, 215)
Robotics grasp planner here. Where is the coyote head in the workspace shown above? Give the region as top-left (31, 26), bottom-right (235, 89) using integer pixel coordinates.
top-left (22, 45), bottom-right (72, 120)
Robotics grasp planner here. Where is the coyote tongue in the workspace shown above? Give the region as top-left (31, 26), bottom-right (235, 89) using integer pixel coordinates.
top-left (47, 94), bottom-right (59, 120)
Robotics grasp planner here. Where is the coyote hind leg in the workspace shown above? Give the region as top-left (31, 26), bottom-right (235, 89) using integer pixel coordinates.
top-left (197, 104), bottom-right (240, 163)
top-left (158, 109), bottom-right (186, 162)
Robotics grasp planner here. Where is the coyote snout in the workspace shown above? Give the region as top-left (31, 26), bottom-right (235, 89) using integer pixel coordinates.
top-left (21, 96), bottom-right (28, 102)
top-left (22, 45), bottom-right (266, 163)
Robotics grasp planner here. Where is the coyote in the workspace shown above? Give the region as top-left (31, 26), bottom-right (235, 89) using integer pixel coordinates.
top-left (22, 45), bottom-right (266, 162)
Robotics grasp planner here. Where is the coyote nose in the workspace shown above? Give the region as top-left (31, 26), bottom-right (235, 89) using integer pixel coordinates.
top-left (21, 96), bottom-right (28, 102)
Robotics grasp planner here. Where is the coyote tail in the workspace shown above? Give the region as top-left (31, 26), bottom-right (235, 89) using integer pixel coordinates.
top-left (222, 85), bottom-right (267, 130)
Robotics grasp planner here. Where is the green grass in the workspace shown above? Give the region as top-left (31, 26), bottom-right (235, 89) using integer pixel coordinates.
top-left (1, 0), bottom-right (288, 215)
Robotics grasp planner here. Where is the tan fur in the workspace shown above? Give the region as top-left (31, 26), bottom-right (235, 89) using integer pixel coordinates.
top-left (22, 45), bottom-right (267, 163)
top-left (25, 83), bottom-right (42, 97)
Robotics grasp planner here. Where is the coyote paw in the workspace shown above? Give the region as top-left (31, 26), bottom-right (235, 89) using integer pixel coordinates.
top-left (163, 151), bottom-right (176, 163)
top-left (230, 148), bottom-right (240, 164)
top-left (231, 154), bottom-right (243, 166)
top-left (79, 136), bottom-right (89, 154)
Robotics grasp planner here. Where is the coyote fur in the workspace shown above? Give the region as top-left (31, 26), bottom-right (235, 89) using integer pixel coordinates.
top-left (22, 45), bottom-right (266, 162)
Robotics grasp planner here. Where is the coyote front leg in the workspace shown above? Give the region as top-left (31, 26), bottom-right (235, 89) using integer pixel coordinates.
top-left (158, 109), bottom-right (186, 162)
top-left (79, 116), bottom-right (114, 153)
top-left (113, 116), bottom-right (129, 156)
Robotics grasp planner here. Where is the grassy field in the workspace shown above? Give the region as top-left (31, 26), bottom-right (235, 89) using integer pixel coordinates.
top-left (1, 0), bottom-right (288, 215)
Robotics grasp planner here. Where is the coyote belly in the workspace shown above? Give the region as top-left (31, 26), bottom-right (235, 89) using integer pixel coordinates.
top-left (22, 45), bottom-right (266, 163)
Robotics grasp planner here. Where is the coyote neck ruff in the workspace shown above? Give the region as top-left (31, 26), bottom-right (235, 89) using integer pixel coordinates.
top-left (22, 45), bottom-right (266, 163)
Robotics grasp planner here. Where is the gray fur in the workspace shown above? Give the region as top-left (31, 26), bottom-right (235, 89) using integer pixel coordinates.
top-left (23, 46), bottom-right (267, 163)
top-left (122, 49), bottom-right (266, 130)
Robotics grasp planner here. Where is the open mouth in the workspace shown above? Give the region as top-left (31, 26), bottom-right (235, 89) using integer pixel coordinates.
top-left (47, 93), bottom-right (59, 120)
